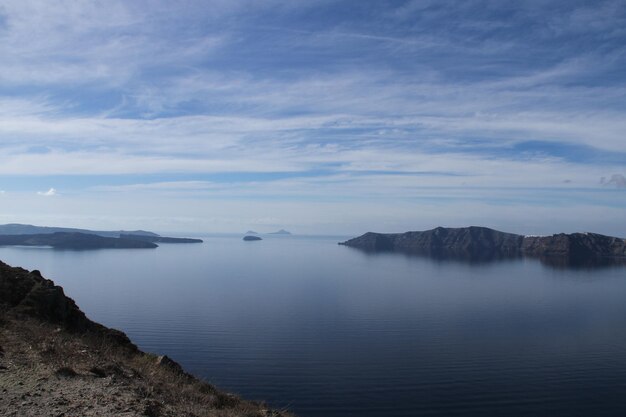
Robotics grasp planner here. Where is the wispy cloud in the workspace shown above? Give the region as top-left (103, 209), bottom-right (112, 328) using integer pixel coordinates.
top-left (601, 174), bottom-right (626, 189)
top-left (0, 0), bottom-right (624, 233)
top-left (37, 188), bottom-right (57, 196)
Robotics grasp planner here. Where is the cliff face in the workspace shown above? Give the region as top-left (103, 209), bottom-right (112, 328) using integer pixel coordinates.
top-left (340, 227), bottom-right (522, 259)
top-left (522, 233), bottom-right (626, 261)
top-left (340, 227), bottom-right (626, 265)
top-left (337, 232), bottom-right (396, 251)
top-left (0, 261), bottom-right (292, 417)
top-left (392, 227), bottom-right (523, 259)
top-left (0, 261), bottom-right (134, 343)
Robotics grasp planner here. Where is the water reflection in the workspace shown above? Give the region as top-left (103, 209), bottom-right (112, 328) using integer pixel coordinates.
top-left (341, 244), bottom-right (626, 270)
top-left (538, 255), bottom-right (626, 270)
top-left (2, 237), bottom-right (626, 417)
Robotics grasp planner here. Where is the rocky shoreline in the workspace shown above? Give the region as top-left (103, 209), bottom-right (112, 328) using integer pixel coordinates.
top-left (340, 226), bottom-right (626, 266)
top-left (0, 261), bottom-right (292, 417)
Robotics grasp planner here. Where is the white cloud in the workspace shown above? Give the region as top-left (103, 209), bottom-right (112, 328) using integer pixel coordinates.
top-left (0, 1), bottom-right (624, 234)
top-left (37, 188), bottom-right (57, 196)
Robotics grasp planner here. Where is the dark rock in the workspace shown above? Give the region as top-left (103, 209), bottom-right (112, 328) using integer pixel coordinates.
top-left (144, 400), bottom-right (163, 417)
top-left (338, 232), bottom-right (395, 251)
top-left (340, 227), bottom-right (626, 267)
top-left (88, 367), bottom-right (107, 378)
top-left (55, 367), bottom-right (77, 378)
top-left (522, 233), bottom-right (626, 260)
top-left (243, 236), bottom-right (262, 241)
top-left (155, 355), bottom-right (184, 374)
top-left (341, 227), bottom-right (522, 260)
top-left (0, 261), bottom-right (137, 349)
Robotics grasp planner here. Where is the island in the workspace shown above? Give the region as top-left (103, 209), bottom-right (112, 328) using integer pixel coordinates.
top-left (0, 232), bottom-right (158, 249)
top-left (0, 223), bottom-right (159, 238)
top-left (119, 234), bottom-right (203, 244)
top-left (0, 223), bottom-right (203, 250)
top-left (0, 260), bottom-right (293, 416)
top-left (243, 235), bottom-right (263, 241)
top-left (268, 229), bottom-right (292, 235)
top-left (339, 226), bottom-right (626, 266)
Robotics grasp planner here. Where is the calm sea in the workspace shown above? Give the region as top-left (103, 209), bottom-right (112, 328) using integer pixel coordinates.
top-left (2, 234), bottom-right (626, 417)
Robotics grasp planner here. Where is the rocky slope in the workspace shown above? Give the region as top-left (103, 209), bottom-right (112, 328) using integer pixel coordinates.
top-left (340, 227), bottom-right (626, 265)
top-left (522, 233), bottom-right (626, 259)
top-left (0, 261), bottom-right (292, 417)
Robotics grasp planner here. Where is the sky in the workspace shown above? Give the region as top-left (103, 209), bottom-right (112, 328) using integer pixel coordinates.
top-left (0, 0), bottom-right (625, 236)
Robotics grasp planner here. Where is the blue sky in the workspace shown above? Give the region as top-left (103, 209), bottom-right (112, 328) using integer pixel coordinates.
top-left (0, 0), bottom-right (624, 235)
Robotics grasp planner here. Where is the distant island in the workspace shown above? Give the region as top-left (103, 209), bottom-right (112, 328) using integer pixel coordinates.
top-left (245, 230), bottom-right (259, 235)
top-left (119, 234), bottom-right (203, 244)
top-left (0, 232), bottom-right (157, 249)
top-left (243, 235), bottom-right (262, 241)
top-left (0, 224), bottom-right (202, 250)
top-left (0, 223), bottom-right (158, 238)
top-left (340, 226), bottom-right (626, 266)
top-left (268, 229), bottom-right (292, 235)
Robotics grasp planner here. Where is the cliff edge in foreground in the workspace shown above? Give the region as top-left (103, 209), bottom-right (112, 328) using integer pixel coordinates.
top-left (0, 261), bottom-right (292, 417)
top-left (340, 226), bottom-right (626, 266)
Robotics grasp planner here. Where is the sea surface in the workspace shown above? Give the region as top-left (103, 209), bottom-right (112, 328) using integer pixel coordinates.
top-left (2, 234), bottom-right (626, 417)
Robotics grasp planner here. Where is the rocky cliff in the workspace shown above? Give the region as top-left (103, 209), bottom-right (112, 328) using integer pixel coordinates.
top-left (0, 261), bottom-right (292, 417)
top-left (340, 227), bottom-right (626, 265)
top-left (522, 233), bottom-right (626, 264)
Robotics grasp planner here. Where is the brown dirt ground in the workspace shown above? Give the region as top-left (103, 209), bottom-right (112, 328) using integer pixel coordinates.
top-left (0, 316), bottom-right (293, 417)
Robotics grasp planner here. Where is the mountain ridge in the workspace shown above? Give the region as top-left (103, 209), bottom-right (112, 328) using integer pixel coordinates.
top-left (0, 224), bottom-right (203, 249)
top-left (0, 232), bottom-right (158, 249)
top-left (340, 226), bottom-right (626, 266)
top-left (0, 223), bottom-right (158, 238)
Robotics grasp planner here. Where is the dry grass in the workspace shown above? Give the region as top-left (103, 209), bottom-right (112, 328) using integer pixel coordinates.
top-left (0, 313), bottom-right (294, 417)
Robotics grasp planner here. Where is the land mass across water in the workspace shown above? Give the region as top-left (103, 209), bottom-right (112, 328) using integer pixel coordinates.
top-left (0, 260), bottom-right (292, 417)
top-left (0, 224), bottom-right (202, 250)
top-left (340, 226), bottom-right (626, 267)
top-left (268, 230), bottom-right (291, 235)
top-left (0, 223), bottom-right (158, 238)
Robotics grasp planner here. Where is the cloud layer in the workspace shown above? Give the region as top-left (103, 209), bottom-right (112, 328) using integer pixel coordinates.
top-left (0, 0), bottom-right (624, 234)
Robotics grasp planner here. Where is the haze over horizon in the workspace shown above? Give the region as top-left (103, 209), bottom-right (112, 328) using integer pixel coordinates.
top-left (0, 1), bottom-right (624, 236)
